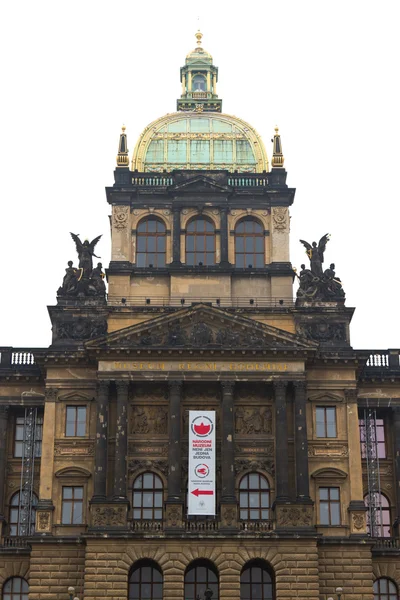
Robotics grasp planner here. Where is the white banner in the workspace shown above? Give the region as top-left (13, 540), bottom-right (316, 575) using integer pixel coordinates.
top-left (188, 410), bottom-right (216, 516)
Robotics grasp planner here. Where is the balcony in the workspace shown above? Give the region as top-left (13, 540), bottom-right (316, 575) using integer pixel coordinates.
top-left (359, 349), bottom-right (400, 379)
top-left (107, 296), bottom-right (295, 309)
top-left (0, 347), bottom-right (41, 375)
top-left (372, 538), bottom-right (400, 555)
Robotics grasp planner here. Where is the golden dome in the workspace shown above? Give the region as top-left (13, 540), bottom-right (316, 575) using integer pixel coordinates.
top-left (131, 112), bottom-right (269, 173)
top-left (185, 31), bottom-right (213, 63)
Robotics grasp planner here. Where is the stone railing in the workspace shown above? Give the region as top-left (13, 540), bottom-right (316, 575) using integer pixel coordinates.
top-left (239, 520), bottom-right (274, 533)
top-left (131, 176), bottom-right (174, 187)
top-left (130, 519), bottom-right (163, 533)
top-left (372, 537), bottom-right (400, 550)
top-left (228, 176), bottom-right (269, 187)
top-left (1, 537), bottom-right (31, 549)
top-left (184, 519), bottom-right (219, 533)
top-left (107, 296), bottom-right (295, 308)
top-left (362, 350), bottom-right (400, 371)
top-left (0, 348), bottom-right (37, 369)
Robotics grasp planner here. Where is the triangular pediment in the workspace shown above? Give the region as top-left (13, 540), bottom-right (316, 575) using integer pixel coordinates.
top-left (171, 175), bottom-right (230, 194)
top-left (87, 304), bottom-right (318, 352)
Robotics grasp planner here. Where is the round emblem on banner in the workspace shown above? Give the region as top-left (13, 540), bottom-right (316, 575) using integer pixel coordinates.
top-left (191, 415), bottom-right (213, 437)
top-left (194, 464), bottom-right (210, 478)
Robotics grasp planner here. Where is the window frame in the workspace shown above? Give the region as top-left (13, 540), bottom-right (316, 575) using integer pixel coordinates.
top-left (239, 473), bottom-right (271, 521)
top-left (132, 472), bottom-right (163, 521)
top-left (364, 492), bottom-right (392, 538)
top-left (316, 406), bottom-right (337, 438)
top-left (13, 414), bottom-right (43, 458)
top-left (136, 217), bottom-right (167, 268)
top-left (184, 559), bottom-right (219, 600)
top-left (9, 491), bottom-right (38, 536)
top-left (318, 486), bottom-right (341, 526)
top-left (2, 577), bottom-right (29, 600)
top-left (234, 218), bottom-right (265, 268)
top-left (373, 578), bottom-right (399, 600)
top-left (240, 560), bottom-right (274, 600)
top-left (129, 560), bottom-right (163, 600)
top-left (65, 405), bottom-right (87, 437)
top-left (185, 217), bottom-right (216, 266)
top-left (61, 485), bottom-right (84, 525)
top-left (359, 416), bottom-right (387, 459)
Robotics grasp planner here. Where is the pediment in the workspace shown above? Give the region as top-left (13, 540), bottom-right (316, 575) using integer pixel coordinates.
top-left (87, 304), bottom-right (318, 352)
top-left (171, 175), bottom-right (229, 194)
top-left (308, 391), bottom-right (344, 403)
top-left (57, 391), bottom-right (94, 402)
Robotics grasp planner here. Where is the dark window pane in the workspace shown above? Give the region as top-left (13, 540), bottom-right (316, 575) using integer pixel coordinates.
top-left (147, 221), bottom-right (156, 233)
top-left (319, 487), bottom-right (328, 500)
top-left (74, 487), bottom-right (83, 499)
top-left (331, 503), bottom-right (340, 525)
top-left (245, 237), bottom-right (254, 252)
top-left (186, 252), bottom-right (195, 265)
top-left (320, 502), bottom-right (329, 524)
top-left (62, 502), bottom-right (71, 524)
top-left (137, 237), bottom-right (146, 251)
top-left (254, 255), bottom-right (263, 267)
top-left (330, 488), bottom-right (339, 500)
top-left (206, 236), bottom-right (214, 250)
top-left (137, 253), bottom-right (146, 267)
top-left (63, 487), bottom-right (73, 499)
top-left (157, 237), bottom-right (166, 252)
top-left (236, 237), bottom-right (244, 252)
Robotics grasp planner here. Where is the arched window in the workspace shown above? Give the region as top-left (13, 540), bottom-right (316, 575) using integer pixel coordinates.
top-left (186, 218), bottom-right (216, 266)
top-left (241, 561), bottom-right (274, 600)
top-left (364, 493), bottom-right (391, 537)
top-left (133, 473), bottom-right (163, 520)
top-left (192, 75), bottom-right (206, 92)
top-left (184, 560), bottom-right (219, 600)
top-left (129, 560), bottom-right (163, 600)
top-left (136, 218), bottom-right (166, 268)
top-left (239, 473), bottom-right (270, 521)
top-left (9, 491), bottom-right (38, 536)
top-left (235, 219), bottom-right (264, 268)
top-left (3, 578), bottom-right (29, 600)
top-left (374, 579), bottom-right (398, 600)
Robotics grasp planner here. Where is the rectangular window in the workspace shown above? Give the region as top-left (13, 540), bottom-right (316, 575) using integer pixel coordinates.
top-left (319, 487), bottom-right (340, 525)
top-left (14, 415), bottom-right (43, 458)
top-left (316, 407), bottom-right (337, 438)
top-left (65, 406), bottom-right (87, 437)
top-left (61, 486), bottom-right (84, 524)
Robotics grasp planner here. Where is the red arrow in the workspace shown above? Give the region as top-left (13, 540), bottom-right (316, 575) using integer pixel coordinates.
top-left (191, 488), bottom-right (214, 497)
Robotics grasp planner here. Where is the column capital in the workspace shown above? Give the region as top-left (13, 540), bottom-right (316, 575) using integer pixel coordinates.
top-left (221, 381), bottom-right (235, 395)
top-left (0, 405), bottom-right (9, 418)
top-left (97, 380), bottom-right (110, 394)
top-left (393, 406), bottom-right (400, 420)
top-left (345, 388), bottom-right (358, 403)
top-left (168, 380), bottom-right (183, 393)
top-left (45, 387), bottom-right (58, 402)
top-left (115, 380), bottom-right (129, 394)
top-left (293, 380), bottom-right (307, 392)
top-left (274, 380), bottom-right (288, 394)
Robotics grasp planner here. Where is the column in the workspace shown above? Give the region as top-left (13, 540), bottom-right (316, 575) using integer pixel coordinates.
top-left (221, 381), bottom-right (236, 502)
top-left (220, 208), bottom-right (229, 266)
top-left (393, 408), bottom-right (400, 536)
top-left (113, 380), bottom-right (129, 500)
top-left (36, 388), bottom-right (57, 534)
top-left (167, 381), bottom-right (183, 501)
top-left (274, 381), bottom-right (290, 501)
top-left (213, 73), bottom-right (217, 95)
top-left (92, 381), bottom-right (110, 500)
top-left (172, 207), bottom-right (181, 265)
top-left (294, 381), bottom-right (311, 501)
top-left (0, 406), bottom-right (9, 523)
top-left (206, 71), bottom-right (211, 92)
top-left (188, 71), bottom-right (192, 92)
top-left (181, 73), bottom-right (186, 96)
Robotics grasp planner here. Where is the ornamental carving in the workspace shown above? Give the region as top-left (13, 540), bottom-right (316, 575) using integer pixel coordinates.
top-left (272, 207), bottom-right (288, 232)
top-left (134, 386), bottom-right (167, 401)
top-left (165, 504), bottom-right (183, 528)
top-left (296, 321), bottom-right (346, 343)
top-left (276, 506), bottom-right (312, 527)
top-left (113, 206), bottom-right (129, 229)
top-left (308, 444), bottom-right (348, 457)
top-left (235, 457), bottom-right (274, 476)
top-left (352, 513), bottom-right (365, 531)
top-left (91, 505), bottom-right (126, 527)
top-left (37, 512), bottom-right (51, 531)
top-left (55, 318), bottom-right (107, 341)
top-left (128, 459), bottom-right (168, 477)
top-left (235, 406), bottom-right (272, 435)
top-left (221, 505), bottom-right (237, 528)
top-left (129, 406), bottom-right (168, 435)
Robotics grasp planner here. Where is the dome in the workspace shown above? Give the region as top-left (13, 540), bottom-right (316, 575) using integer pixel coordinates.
top-left (131, 112), bottom-right (269, 173)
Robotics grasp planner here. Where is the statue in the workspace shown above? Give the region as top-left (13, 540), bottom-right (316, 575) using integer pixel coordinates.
top-left (299, 233), bottom-right (330, 277)
top-left (57, 233), bottom-right (106, 299)
top-left (70, 233), bottom-right (102, 279)
top-left (296, 236), bottom-right (345, 302)
top-left (90, 263), bottom-right (106, 296)
top-left (57, 261), bottom-right (79, 296)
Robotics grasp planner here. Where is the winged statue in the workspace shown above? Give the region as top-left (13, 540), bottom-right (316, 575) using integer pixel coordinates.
top-left (70, 233), bottom-right (102, 278)
top-left (299, 233), bottom-right (330, 277)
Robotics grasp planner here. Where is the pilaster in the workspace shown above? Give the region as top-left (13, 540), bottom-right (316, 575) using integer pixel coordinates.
top-left (0, 405), bottom-right (9, 533)
top-left (392, 407), bottom-right (400, 537)
top-left (345, 388), bottom-right (367, 536)
top-left (91, 381), bottom-right (110, 501)
top-left (220, 381), bottom-right (237, 532)
top-left (165, 380), bottom-right (184, 532)
top-left (36, 388), bottom-right (57, 535)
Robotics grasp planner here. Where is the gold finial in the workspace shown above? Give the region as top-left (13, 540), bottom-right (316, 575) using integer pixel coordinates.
top-left (195, 30), bottom-right (203, 47)
top-left (271, 125), bottom-right (284, 168)
top-left (117, 125), bottom-right (129, 168)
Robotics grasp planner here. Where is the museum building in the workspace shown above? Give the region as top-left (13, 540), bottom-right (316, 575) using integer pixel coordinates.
top-left (0, 32), bottom-right (399, 600)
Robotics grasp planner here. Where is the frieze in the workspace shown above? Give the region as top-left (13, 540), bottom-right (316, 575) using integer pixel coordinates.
top-left (113, 206), bottom-right (129, 229)
top-left (296, 321), bottom-right (346, 343)
top-left (235, 406), bottom-right (272, 435)
top-left (54, 440), bottom-right (95, 456)
top-left (276, 505), bottom-right (313, 528)
top-left (105, 360), bottom-right (297, 373)
top-left (236, 442), bottom-right (274, 456)
top-left (129, 406), bottom-right (168, 435)
top-left (36, 511), bottom-right (51, 532)
top-left (352, 513), bottom-right (365, 531)
top-left (91, 505), bottom-right (126, 528)
top-left (235, 457), bottom-right (274, 476)
top-left (165, 504), bottom-right (183, 528)
top-left (272, 207), bottom-right (288, 233)
top-left (128, 443), bottom-right (168, 455)
top-left (220, 505), bottom-right (237, 528)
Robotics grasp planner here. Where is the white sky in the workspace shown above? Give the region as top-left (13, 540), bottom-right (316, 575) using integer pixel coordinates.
top-left (0, 0), bottom-right (399, 350)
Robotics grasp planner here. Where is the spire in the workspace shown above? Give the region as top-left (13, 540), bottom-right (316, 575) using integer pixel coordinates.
top-left (177, 32), bottom-right (222, 113)
top-left (271, 127), bottom-right (284, 168)
top-left (116, 125), bottom-right (129, 168)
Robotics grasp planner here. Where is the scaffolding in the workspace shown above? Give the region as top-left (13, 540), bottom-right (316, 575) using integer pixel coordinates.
top-left (18, 407), bottom-right (38, 536)
top-left (363, 408), bottom-right (383, 537)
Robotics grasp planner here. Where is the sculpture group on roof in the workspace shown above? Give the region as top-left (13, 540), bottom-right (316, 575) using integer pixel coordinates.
top-left (57, 233), bottom-right (106, 298)
top-left (296, 234), bottom-right (345, 301)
